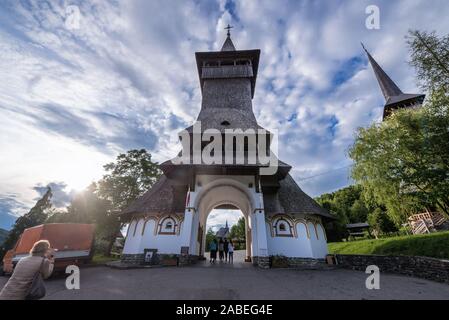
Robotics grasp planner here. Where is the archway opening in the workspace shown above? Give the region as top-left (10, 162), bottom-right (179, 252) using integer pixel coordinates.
top-left (192, 179), bottom-right (256, 265)
top-left (204, 206), bottom-right (248, 264)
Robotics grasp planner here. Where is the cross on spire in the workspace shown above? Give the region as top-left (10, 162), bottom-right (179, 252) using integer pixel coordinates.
top-left (221, 24), bottom-right (236, 51)
top-left (225, 24), bottom-right (233, 37)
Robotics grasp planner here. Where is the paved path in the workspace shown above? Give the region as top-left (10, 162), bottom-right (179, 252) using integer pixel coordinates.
top-left (1, 251), bottom-right (448, 300)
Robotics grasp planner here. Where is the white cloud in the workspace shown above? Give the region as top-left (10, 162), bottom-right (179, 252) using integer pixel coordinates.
top-left (1, 0), bottom-right (448, 224)
top-left (206, 209), bottom-right (243, 232)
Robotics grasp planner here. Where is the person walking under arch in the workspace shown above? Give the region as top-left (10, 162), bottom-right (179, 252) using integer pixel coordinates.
top-left (228, 240), bottom-right (234, 264)
top-left (209, 239), bottom-right (217, 264)
top-left (218, 239), bottom-right (224, 262)
top-left (223, 239), bottom-right (229, 262)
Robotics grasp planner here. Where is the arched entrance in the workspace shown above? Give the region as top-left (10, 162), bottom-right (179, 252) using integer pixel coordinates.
top-left (189, 177), bottom-right (258, 262)
top-left (205, 207), bottom-right (247, 262)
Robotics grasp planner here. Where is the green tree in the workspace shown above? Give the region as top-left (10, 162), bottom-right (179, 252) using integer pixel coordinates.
top-left (205, 228), bottom-right (216, 253)
top-left (349, 30), bottom-right (449, 226)
top-left (368, 208), bottom-right (398, 238)
top-left (47, 149), bottom-right (162, 256)
top-left (315, 185), bottom-right (373, 240)
top-left (96, 149), bottom-right (162, 255)
top-left (46, 183), bottom-right (109, 224)
top-left (349, 93), bottom-right (449, 223)
top-left (230, 217), bottom-right (246, 250)
top-left (407, 30), bottom-right (449, 92)
top-left (349, 199), bottom-right (370, 224)
top-left (46, 183), bottom-right (118, 255)
top-left (1, 188), bottom-right (53, 258)
top-left (98, 149), bottom-right (162, 211)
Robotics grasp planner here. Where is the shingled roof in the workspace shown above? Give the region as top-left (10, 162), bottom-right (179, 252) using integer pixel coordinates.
top-left (122, 175), bottom-right (187, 217)
top-left (186, 107), bottom-right (261, 133)
top-left (221, 35), bottom-right (236, 51)
top-left (264, 174), bottom-right (334, 220)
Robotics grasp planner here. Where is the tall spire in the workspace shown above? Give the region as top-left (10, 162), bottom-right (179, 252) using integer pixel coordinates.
top-left (221, 24), bottom-right (236, 51)
top-left (362, 43), bottom-right (425, 120)
top-left (362, 43), bottom-right (403, 100)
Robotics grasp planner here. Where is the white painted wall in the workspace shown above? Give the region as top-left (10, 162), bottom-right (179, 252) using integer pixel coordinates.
top-left (139, 219), bottom-right (182, 254)
top-left (307, 222), bottom-right (328, 259)
top-left (123, 218), bottom-right (183, 255)
top-left (122, 174), bottom-right (329, 260)
top-left (190, 211), bottom-right (200, 255)
top-left (266, 222), bottom-right (313, 258)
top-left (123, 220), bottom-right (141, 254)
top-left (310, 223), bottom-right (328, 258)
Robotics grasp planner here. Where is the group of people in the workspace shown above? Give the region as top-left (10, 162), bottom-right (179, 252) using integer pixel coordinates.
top-left (208, 238), bottom-right (234, 264)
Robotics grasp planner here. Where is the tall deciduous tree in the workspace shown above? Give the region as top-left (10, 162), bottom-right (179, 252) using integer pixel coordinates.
top-left (230, 217), bottom-right (245, 241)
top-left (368, 208), bottom-right (398, 238)
top-left (349, 30), bottom-right (449, 225)
top-left (315, 185), bottom-right (373, 240)
top-left (46, 149), bottom-right (162, 256)
top-left (97, 149), bottom-right (162, 211)
top-left (407, 30), bottom-right (449, 92)
top-left (1, 188), bottom-right (53, 258)
top-left (96, 149), bottom-right (162, 255)
top-left (230, 217), bottom-right (246, 249)
top-left (349, 92), bottom-right (449, 223)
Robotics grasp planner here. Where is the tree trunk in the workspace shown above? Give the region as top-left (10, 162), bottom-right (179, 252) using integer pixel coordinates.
top-left (105, 237), bottom-right (114, 257)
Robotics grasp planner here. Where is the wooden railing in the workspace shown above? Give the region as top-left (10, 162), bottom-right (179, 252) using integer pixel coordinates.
top-left (202, 65), bottom-right (253, 79)
top-left (433, 212), bottom-right (447, 226)
top-left (411, 220), bottom-right (430, 235)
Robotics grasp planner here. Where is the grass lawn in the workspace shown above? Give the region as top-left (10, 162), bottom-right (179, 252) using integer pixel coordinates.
top-left (328, 231), bottom-right (449, 259)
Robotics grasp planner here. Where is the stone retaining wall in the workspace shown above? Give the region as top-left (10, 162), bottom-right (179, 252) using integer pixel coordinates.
top-left (122, 253), bottom-right (326, 269)
top-left (178, 255), bottom-right (201, 266)
top-left (334, 254), bottom-right (449, 284)
top-left (284, 257), bottom-right (326, 268)
top-left (252, 256), bottom-right (270, 269)
top-left (269, 256), bottom-right (326, 269)
top-left (121, 253), bottom-right (144, 265)
top-left (121, 253), bottom-right (201, 267)
top-left (252, 256), bottom-right (324, 269)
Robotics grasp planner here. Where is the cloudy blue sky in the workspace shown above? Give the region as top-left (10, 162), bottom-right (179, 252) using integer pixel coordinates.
top-left (1, 0), bottom-right (448, 231)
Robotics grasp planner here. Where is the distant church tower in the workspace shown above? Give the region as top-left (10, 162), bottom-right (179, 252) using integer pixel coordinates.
top-left (362, 44), bottom-right (425, 120)
top-left (121, 27), bottom-right (332, 267)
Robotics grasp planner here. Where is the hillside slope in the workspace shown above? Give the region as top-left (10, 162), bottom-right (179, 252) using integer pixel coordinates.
top-left (328, 232), bottom-right (449, 259)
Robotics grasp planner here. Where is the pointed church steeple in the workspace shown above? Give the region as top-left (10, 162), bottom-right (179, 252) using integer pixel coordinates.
top-left (221, 24), bottom-right (236, 51)
top-left (362, 43), bottom-right (403, 100)
top-left (362, 43), bottom-right (425, 120)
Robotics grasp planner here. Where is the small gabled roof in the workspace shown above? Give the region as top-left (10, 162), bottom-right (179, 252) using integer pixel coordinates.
top-left (221, 35), bottom-right (236, 51)
top-left (216, 226), bottom-right (230, 238)
top-left (346, 223), bottom-right (370, 229)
